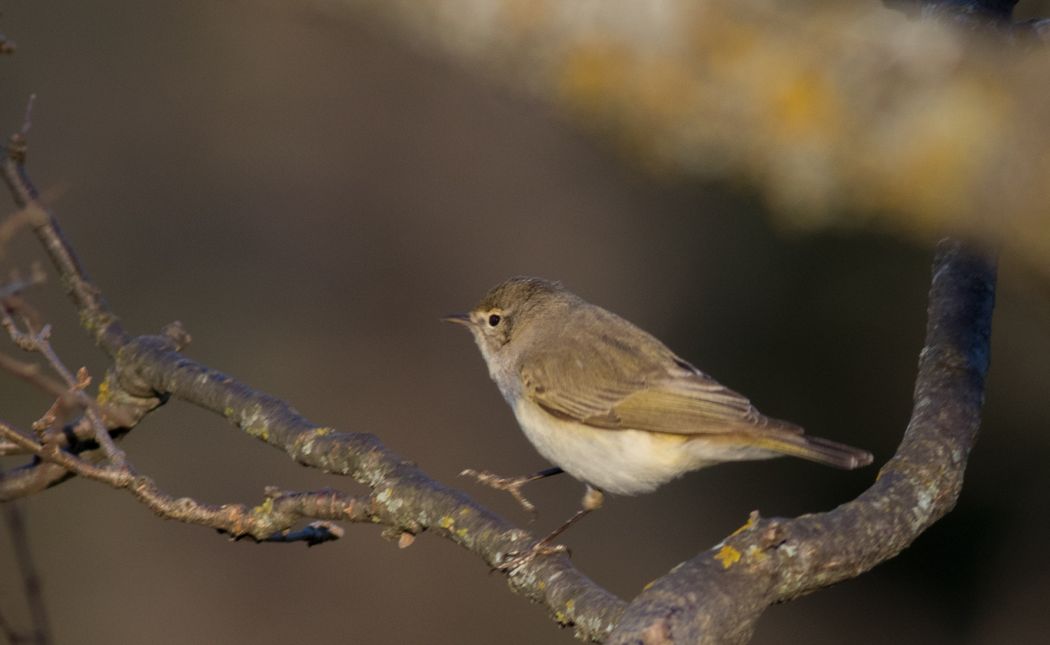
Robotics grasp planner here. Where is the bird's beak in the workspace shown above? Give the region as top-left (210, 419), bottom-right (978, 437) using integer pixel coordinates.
top-left (442, 312), bottom-right (472, 326)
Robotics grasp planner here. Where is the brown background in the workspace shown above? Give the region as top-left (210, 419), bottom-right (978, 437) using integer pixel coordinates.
top-left (2, 2), bottom-right (1049, 643)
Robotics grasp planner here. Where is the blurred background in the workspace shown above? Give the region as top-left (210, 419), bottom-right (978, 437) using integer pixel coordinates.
top-left (1, 1), bottom-right (1049, 643)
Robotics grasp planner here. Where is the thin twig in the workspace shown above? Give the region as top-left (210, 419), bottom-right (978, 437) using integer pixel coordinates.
top-left (0, 209), bottom-right (34, 256)
top-left (0, 351), bottom-right (65, 398)
top-left (1, 365), bottom-right (166, 499)
top-left (20, 95), bottom-right (35, 138)
top-left (0, 419), bottom-right (372, 543)
top-left (1, 111), bottom-right (128, 355)
top-left (0, 312), bottom-right (126, 466)
top-left (0, 608), bottom-right (19, 644)
top-left (2, 503), bottom-right (53, 645)
top-left (0, 461), bottom-right (77, 499)
top-left (0, 292), bottom-right (44, 334)
top-left (1, 187), bottom-right (71, 259)
top-left (0, 264), bottom-right (46, 299)
top-left (0, 344), bottom-right (136, 456)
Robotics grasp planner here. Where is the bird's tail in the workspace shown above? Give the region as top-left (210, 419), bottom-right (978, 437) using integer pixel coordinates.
top-left (748, 426), bottom-right (874, 470)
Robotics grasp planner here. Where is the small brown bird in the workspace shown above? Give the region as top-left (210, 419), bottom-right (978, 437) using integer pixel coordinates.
top-left (447, 277), bottom-right (872, 568)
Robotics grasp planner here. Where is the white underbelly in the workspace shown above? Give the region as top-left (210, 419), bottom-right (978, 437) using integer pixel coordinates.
top-left (511, 400), bottom-right (698, 495)
top-left (511, 400), bottom-right (779, 495)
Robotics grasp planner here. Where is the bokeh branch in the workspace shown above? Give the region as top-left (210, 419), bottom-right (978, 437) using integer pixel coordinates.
top-left (324, 0), bottom-right (1045, 275)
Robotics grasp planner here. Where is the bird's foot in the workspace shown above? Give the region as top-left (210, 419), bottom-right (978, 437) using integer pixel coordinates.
top-left (460, 468), bottom-right (538, 515)
top-left (495, 541), bottom-right (570, 572)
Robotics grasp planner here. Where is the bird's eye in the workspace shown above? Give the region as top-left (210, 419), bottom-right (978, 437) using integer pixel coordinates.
top-left (488, 314), bottom-right (501, 327)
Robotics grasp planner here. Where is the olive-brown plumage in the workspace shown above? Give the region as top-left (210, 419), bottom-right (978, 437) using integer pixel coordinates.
top-left (450, 277), bottom-right (871, 496)
top-left (447, 277), bottom-right (873, 568)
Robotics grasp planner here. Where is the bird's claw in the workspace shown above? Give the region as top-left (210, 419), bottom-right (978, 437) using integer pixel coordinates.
top-left (494, 542), bottom-right (570, 572)
top-left (460, 468), bottom-right (538, 515)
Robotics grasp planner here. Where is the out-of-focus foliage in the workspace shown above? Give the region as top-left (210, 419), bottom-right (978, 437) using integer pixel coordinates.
top-left (331, 0), bottom-right (1050, 271)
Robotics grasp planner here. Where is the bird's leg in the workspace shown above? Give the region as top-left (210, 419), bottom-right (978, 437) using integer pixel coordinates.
top-left (496, 486), bottom-right (604, 572)
top-left (460, 466), bottom-right (563, 515)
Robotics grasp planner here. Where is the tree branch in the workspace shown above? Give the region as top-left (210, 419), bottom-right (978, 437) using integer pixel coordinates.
top-left (0, 419), bottom-right (372, 544)
top-left (0, 140), bottom-right (997, 641)
top-left (607, 239), bottom-right (995, 644)
top-left (0, 129), bottom-right (626, 640)
top-left (1, 123), bottom-right (128, 356)
top-left (105, 332), bottom-right (628, 638)
top-left (0, 312), bottom-right (126, 466)
top-left (0, 2), bottom-right (1007, 637)
top-left (2, 503), bottom-right (52, 645)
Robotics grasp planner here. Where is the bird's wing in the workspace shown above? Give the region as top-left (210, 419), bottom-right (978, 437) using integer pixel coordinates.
top-left (519, 335), bottom-right (794, 435)
top-left (603, 374), bottom-right (792, 434)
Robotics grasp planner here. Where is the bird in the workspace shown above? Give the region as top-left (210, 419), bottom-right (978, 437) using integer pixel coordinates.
top-left (445, 276), bottom-right (873, 569)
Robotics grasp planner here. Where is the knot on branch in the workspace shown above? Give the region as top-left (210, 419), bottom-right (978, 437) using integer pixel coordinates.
top-left (5, 132), bottom-right (27, 164)
top-left (112, 334), bottom-right (182, 399)
top-left (161, 321), bottom-right (191, 351)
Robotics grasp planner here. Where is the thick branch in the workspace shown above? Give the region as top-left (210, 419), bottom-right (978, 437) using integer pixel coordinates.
top-left (0, 7), bottom-right (1005, 633)
top-left (107, 333), bottom-right (626, 639)
top-left (0, 137), bottom-right (624, 638)
top-left (0, 133), bottom-right (998, 642)
top-left (607, 239), bottom-right (995, 644)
